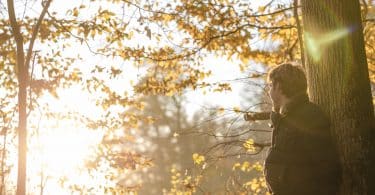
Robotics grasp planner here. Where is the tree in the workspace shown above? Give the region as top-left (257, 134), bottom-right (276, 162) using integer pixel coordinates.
top-left (6, 0), bottom-right (52, 194)
top-left (301, 0), bottom-right (375, 194)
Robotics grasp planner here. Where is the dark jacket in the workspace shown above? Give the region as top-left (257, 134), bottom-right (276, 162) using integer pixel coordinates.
top-left (264, 94), bottom-right (341, 195)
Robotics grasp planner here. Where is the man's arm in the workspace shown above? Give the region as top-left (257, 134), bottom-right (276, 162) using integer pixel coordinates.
top-left (244, 112), bottom-right (271, 121)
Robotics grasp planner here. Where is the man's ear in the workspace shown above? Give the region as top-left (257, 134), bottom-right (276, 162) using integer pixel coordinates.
top-left (274, 82), bottom-right (280, 91)
top-left (275, 83), bottom-right (285, 96)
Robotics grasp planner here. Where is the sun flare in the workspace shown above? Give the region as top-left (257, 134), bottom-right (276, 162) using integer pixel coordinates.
top-left (30, 125), bottom-right (95, 174)
top-left (25, 88), bottom-right (104, 194)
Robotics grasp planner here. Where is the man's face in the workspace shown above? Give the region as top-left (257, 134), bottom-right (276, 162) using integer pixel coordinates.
top-left (268, 81), bottom-right (283, 107)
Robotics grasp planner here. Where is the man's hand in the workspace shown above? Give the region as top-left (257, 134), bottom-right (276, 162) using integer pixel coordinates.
top-left (272, 106), bottom-right (280, 113)
top-left (244, 113), bottom-right (255, 121)
top-left (244, 112), bottom-right (271, 121)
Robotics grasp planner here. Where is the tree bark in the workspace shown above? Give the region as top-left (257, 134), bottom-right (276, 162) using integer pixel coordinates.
top-left (301, 0), bottom-right (375, 194)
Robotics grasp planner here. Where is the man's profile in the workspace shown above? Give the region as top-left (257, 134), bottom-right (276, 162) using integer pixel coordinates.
top-left (257, 63), bottom-right (341, 194)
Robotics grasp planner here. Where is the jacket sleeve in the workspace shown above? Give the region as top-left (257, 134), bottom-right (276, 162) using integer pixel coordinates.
top-left (270, 111), bottom-right (281, 128)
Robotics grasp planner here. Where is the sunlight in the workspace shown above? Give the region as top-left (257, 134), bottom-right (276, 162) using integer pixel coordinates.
top-left (32, 125), bottom-right (93, 173)
top-left (25, 88), bottom-right (104, 194)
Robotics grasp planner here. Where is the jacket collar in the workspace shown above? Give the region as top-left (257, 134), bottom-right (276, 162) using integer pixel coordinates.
top-left (280, 93), bottom-right (309, 116)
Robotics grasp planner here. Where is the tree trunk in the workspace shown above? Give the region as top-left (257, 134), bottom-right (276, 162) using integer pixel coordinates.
top-left (1, 126), bottom-right (8, 195)
top-left (7, 0), bottom-right (27, 194)
top-left (7, 1), bottom-right (52, 194)
top-left (301, 0), bottom-right (375, 194)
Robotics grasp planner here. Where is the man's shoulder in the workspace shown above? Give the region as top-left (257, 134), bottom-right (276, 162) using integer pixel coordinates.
top-left (304, 101), bottom-right (325, 115)
top-left (292, 101), bottom-right (330, 127)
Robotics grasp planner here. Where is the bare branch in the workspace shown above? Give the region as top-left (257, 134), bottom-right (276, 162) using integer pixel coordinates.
top-left (293, 0), bottom-right (305, 68)
top-left (203, 139), bottom-right (270, 158)
top-left (122, 0), bottom-right (179, 16)
top-left (248, 6), bottom-right (296, 18)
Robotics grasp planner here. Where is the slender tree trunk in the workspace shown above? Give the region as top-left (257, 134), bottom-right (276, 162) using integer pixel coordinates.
top-left (1, 127), bottom-right (8, 194)
top-left (7, 0), bottom-right (27, 194)
top-left (301, 0), bottom-right (375, 194)
top-left (7, 1), bottom-right (52, 194)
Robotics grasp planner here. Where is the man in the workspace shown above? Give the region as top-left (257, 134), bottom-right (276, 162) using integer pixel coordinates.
top-left (262, 63), bottom-right (341, 194)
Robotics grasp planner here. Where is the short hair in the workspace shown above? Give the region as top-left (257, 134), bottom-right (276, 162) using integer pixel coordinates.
top-left (267, 63), bottom-right (307, 98)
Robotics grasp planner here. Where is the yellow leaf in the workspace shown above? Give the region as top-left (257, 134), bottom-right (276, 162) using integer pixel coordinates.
top-left (232, 162), bottom-right (241, 170)
top-left (192, 153), bottom-right (205, 165)
top-left (243, 139), bottom-right (256, 152)
top-left (73, 8), bottom-right (79, 17)
top-left (258, 6), bottom-right (266, 12)
top-left (233, 106), bottom-right (241, 113)
top-left (217, 107), bottom-right (225, 114)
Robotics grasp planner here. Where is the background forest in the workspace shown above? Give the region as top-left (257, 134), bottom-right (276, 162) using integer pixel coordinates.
top-left (0, 0), bottom-right (374, 194)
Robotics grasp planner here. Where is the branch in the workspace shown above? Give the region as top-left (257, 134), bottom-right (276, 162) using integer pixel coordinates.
top-left (203, 139), bottom-right (270, 157)
top-left (361, 0), bottom-right (368, 22)
top-left (187, 128), bottom-right (271, 139)
top-left (147, 23), bottom-right (296, 62)
top-left (46, 11), bottom-right (108, 56)
top-left (7, 0), bottom-right (25, 74)
top-left (363, 19), bottom-right (375, 22)
top-left (286, 36), bottom-right (299, 61)
top-left (28, 51), bottom-right (38, 116)
top-left (248, 6), bottom-right (296, 18)
top-left (293, 0), bottom-right (305, 68)
top-left (122, 0), bottom-right (179, 16)
top-left (24, 0), bottom-right (52, 77)
top-left (0, 108), bottom-right (16, 194)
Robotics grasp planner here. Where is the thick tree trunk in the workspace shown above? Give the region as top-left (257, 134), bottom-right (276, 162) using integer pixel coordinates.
top-left (301, 0), bottom-right (375, 194)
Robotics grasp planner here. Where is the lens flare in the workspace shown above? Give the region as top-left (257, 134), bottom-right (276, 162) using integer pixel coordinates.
top-left (305, 27), bottom-right (352, 62)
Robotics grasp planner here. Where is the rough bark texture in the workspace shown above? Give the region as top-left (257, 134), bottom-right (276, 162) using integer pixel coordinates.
top-left (301, 0), bottom-right (375, 194)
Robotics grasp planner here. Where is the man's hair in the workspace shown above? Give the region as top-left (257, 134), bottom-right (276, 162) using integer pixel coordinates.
top-left (267, 63), bottom-right (307, 98)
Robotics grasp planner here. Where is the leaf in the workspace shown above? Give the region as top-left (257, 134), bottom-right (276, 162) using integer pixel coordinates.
top-left (145, 26), bottom-right (152, 39)
top-left (243, 139), bottom-right (256, 152)
top-left (217, 107), bottom-right (225, 114)
top-left (73, 8), bottom-right (79, 17)
top-left (233, 106), bottom-right (241, 113)
top-left (192, 153), bottom-right (205, 165)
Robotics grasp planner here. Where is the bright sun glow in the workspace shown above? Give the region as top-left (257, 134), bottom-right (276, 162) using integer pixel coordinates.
top-left (31, 125), bottom-right (93, 173)
top-left (24, 88), bottom-right (104, 194)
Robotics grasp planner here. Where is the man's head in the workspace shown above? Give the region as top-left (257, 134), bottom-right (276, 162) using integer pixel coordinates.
top-left (267, 63), bottom-right (307, 107)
